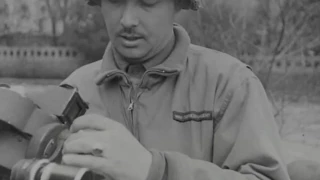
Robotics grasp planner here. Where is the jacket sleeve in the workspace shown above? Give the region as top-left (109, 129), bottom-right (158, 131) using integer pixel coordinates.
top-left (145, 75), bottom-right (290, 180)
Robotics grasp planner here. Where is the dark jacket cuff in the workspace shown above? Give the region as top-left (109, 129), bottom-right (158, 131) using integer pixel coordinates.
top-left (146, 149), bottom-right (167, 180)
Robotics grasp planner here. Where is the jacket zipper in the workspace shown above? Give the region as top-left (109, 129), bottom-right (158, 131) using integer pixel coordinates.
top-left (128, 87), bottom-right (135, 137)
top-left (107, 71), bottom-right (139, 138)
top-left (105, 71), bottom-right (135, 132)
top-left (127, 87), bottom-right (144, 139)
top-left (119, 69), bottom-right (178, 139)
top-left (126, 70), bottom-right (154, 139)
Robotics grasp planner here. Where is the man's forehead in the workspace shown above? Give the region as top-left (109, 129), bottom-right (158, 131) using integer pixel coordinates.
top-left (86, 0), bottom-right (200, 10)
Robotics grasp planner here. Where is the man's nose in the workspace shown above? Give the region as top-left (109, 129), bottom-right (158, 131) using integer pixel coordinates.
top-left (120, 4), bottom-right (139, 28)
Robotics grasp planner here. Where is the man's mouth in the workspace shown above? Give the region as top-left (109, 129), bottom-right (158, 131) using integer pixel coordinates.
top-left (120, 35), bottom-right (142, 41)
top-left (119, 35), bottom-right (143, 47)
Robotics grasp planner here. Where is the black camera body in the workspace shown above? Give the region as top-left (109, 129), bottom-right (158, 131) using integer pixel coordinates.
top-left (0, 84), bottom-right (97, 180)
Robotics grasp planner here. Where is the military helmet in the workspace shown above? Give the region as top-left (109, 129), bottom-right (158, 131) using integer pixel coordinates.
top-left (86, 0), bottom-right (200, 11)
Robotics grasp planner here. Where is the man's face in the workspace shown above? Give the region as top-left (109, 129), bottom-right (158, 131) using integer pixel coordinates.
top-left (100, 0), bottom-right (177, 62)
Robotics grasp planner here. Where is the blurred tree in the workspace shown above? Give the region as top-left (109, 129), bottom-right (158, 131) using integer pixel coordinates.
top-left (0, 1), bottom-right (9, 36)
top-left (2, 0), bottom-right (319, 65)
top-left (253, 0), bottom-right (320, 88)
top-left (19, 2), bottom-right (30, 20)
top-left (58, 2), bottom-right (109, 63)
top-left (44, 0), bottom-right (68, 46)
top-left (180, 0), bottom-right (320, 86)
top-left (40, 0), bottom-right (108, 62)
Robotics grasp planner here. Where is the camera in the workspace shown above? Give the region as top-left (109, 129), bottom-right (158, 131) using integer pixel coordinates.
top-left (10, 159), bottom-right (95, 180)
top-left (0, 84), bottom-right (99, 180)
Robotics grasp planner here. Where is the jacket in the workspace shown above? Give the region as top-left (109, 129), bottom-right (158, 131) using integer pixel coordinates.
top-left (61, 24), bottom-right (290, 180)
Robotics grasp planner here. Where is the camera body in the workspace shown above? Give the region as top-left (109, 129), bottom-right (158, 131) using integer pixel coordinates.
top-left (0, 84), bottom-right (96, 180)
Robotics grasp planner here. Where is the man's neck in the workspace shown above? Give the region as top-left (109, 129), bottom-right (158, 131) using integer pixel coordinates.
top-left (143, 32), bottom-right (176, 70)
top-left (112, 31), bottom-right (176, 73)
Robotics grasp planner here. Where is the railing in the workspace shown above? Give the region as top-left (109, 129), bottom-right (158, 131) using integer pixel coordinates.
top-left (0, 46), bottom-right (84, 61)
top-left (241, 55), bottom-right (320, 73)
top-left (0, 46), bottom-right (85, 79)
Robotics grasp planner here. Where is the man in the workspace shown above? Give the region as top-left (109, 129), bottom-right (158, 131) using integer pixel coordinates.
top-left (60, 0), bottom-right (290, 180)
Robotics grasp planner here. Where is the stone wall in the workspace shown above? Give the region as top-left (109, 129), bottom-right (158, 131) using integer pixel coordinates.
top-left (242, 55), bottom-right (320, 74)
top-left (0, 46), bottom-right (85, 79)
top-left (1, 46), bottom-right (319, 78)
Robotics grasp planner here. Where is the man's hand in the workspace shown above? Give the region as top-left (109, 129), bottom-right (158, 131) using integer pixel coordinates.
top-left (62, 114), bottom-right (152, 180)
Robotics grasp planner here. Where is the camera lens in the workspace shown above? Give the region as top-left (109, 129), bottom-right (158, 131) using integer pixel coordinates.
top-left (10, 159), bottom-right (96, 180)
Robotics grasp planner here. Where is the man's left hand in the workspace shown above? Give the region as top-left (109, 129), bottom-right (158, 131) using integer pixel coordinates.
top-left (62, 114), bottom-right (152, 180)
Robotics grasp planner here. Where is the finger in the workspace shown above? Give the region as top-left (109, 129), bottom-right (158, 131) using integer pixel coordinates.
top-left (63, 138), bottom-right (108, 156)
top-left (62, 154), bottom-right (115, 177)
top-left (70, 114), bottom-right (120, 133)
top-left (65, 130), bottom-right (102, 143)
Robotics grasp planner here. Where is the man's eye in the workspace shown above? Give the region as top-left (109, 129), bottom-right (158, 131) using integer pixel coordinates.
top-left (107, 0), bottom-right (120, 4)
top-left (141, 0), bottom-right (158, 6)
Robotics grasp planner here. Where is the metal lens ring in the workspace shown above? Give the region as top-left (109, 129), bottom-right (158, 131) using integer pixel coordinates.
top-left (29, 159), bottom-right (50, 180)
top-left (39, 163), bottom-right (94, 180)
top-left (11, 159), bottom-right (96, 180)
top-left (10, 159), bottom-right (50, 180)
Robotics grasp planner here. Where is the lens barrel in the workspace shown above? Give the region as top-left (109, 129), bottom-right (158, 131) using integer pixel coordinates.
top-left (10, 159), bottom-right (95, 180)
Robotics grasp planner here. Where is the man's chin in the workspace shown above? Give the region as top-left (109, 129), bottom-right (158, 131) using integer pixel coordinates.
top-left (116, 47), bottom-right (148, 60)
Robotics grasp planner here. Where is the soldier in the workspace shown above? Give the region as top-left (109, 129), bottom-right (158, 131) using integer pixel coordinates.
top-left (61, 0), bottom-right (290, 180)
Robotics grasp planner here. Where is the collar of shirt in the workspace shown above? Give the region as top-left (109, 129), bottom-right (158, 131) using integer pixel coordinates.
top-left (95, 23), bottom-right (191, 85)
top-left (112, 34), bottom-right (176, 74)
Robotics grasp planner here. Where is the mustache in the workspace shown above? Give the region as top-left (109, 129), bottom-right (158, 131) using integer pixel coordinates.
top-left (117, 28), bottom-right (144, 38)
